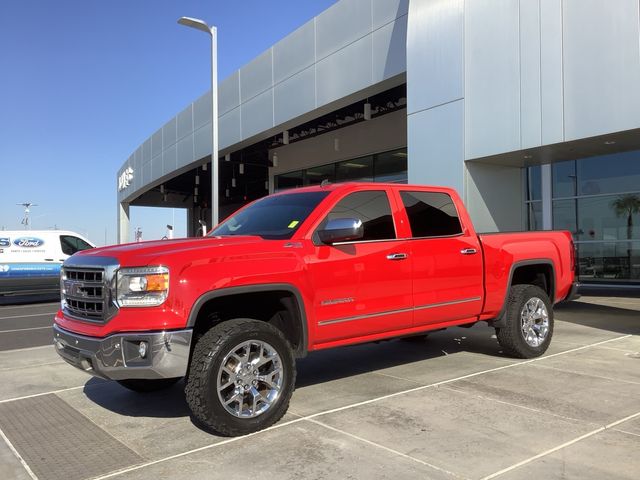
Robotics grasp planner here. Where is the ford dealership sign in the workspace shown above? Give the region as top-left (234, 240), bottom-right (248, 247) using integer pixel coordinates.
top-left (13, 237), bottom-right (45, 248)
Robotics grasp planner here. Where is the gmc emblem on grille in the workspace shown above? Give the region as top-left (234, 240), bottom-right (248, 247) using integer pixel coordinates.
top-left (65, 280), bottom-right (88, 298)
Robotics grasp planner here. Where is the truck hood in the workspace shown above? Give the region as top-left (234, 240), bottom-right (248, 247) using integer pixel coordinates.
top-left (75, 236), bottom-right (266, 267)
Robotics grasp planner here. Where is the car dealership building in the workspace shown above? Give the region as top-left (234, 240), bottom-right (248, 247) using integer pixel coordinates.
top-left (117, 0), bottom-right (640, 287)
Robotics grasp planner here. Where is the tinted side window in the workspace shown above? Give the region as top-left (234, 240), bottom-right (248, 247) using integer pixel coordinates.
top-left (60, 236), bottom-right (76, 255)
top-left (60, 236), bottom-right (92, 255)
top-left (400, 191), bottom-right (462, 237)
top-left (321, 191), bottom-right (395, 241)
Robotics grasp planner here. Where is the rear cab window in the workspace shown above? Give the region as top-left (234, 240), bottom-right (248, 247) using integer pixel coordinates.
top-left (399, 191), bottom-right (462, 238)
top-left (316, 190), bottom-right (396, 242)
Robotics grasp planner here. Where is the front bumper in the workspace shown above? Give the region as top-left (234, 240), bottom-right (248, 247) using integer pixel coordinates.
top-left (53, 324), bottom-right (192, 381)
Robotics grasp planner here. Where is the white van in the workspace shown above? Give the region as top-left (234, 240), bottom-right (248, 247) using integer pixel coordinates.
top-left (0, 230), bottom-right (95, 298)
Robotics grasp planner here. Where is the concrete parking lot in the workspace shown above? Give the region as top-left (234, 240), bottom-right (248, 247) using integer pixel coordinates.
top-left (0, 296), bottom-right (638, 480)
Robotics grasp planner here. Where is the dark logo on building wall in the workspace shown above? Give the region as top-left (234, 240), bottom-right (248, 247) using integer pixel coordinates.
top-left (0, 238), bottom-right (9, 247)
top-left (13, 237), bottom-right (45, 248)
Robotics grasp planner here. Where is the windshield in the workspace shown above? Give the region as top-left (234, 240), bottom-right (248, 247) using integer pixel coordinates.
top-left (210, 191), bottom-right (330, 240)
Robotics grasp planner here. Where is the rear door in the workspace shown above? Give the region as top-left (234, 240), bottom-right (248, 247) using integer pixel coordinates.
top-left (397, 190), bottom-right (483, 326)
top-left (305, 189), bottom-right (413, 343)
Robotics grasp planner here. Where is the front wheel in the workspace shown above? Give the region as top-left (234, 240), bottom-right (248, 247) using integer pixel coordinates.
top-left (496, 284), bottom-right (553, 359)
top-left (185, 318), bottom-right (295, 436)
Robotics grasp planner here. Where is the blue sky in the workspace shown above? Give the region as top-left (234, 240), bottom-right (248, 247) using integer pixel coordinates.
top-left (0, 0), bottom-right (336, 245)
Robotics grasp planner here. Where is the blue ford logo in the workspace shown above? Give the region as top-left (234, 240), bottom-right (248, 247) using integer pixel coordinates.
top-left (13, 237), bottom-right (45, 248)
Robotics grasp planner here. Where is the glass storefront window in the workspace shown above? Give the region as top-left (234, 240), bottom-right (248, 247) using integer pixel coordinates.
top-left (552, 199), bottom-right (577, 235)
top-left (305, 163), bottom-right (336, 185)
top-left (577, 194), bottom-right (640, 242)
top-left (552, 160), bottom-right (577, 198)
top-left (374, 149), bottom-right (408, 183)
top-left (578, 241), bottom-right (640, 283)
top-left (526, 166), bottom-right (541, 201)
top-left (527, 201), bottom-right (542, 230)
top-left (578, 150), bottom-right (640, 196)
top-left (275, 170), bottom-right (303, 191)
top-left (545, 150), bottom-right (640, 284)
top-left (274, 148), bottom-right (407, 191)
top-left (336, 156), bottom-right (373, 182)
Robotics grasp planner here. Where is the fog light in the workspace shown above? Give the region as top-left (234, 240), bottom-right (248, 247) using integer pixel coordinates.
top-left (138, 341), bottom-right (148, 358)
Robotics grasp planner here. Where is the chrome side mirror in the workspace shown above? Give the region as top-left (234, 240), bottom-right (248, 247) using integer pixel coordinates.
top-left (317, 218), bottom-right (364, 244)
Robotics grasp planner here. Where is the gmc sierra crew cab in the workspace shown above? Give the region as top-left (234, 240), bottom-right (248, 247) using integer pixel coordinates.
top-left (53, 183), bottom-right (578, 436)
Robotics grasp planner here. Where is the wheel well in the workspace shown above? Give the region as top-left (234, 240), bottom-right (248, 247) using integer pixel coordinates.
top-left (190, 290), bottom-right (306, 357)
top-left (511, 263), bottom-right (554, 302)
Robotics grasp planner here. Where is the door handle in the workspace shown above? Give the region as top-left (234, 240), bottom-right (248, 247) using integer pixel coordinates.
top-left (387, 253), bottom-right (408, 261)
top-left (460, 248), bottom-right (478, 255)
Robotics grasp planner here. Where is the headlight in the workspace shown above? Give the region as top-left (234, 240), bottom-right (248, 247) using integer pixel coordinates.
top-left (116, 266), bottom-right (169, 307)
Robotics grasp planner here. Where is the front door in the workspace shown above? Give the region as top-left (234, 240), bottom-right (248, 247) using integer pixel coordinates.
top-left (306, 190), bottom-right (413, 344)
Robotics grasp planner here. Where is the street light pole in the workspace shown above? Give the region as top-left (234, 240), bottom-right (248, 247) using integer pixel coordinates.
top-left (177, 16), bottom-right (219, 228)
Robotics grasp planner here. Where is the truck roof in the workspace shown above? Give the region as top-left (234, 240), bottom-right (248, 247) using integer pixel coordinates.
top-left (271, 182), bottom-right (457, 195)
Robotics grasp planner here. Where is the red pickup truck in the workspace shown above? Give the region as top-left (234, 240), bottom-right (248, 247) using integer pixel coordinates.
top-left (54, 183), bottom-right (578, 436)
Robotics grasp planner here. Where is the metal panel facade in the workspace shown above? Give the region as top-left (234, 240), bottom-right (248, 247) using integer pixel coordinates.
top-left (119, 0), bottom-right (408, 204)
top-left (464, 0), bottom-right (520, 160)
top-left (315, 0), bottom-right (372, 59)
top-left (407, 0), bottom-right (463, 115)
top-left (408, 99), bottom-right (464, 193)
top-left (562, 0), bottom-right (640, 140)
top-left (273, 20), bottom-right (315, 84)
top-left (274, 65), bottom-right (316, 126)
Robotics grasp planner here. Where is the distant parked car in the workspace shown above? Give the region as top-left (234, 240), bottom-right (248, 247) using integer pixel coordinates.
top-left (0, 230), bottom-right (94, 299)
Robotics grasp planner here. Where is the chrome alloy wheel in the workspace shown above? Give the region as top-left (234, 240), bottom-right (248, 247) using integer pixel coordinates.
top-left (217, 340), bottom-right (283, 419)
top-left (520, 297), bottom-right (550, 347)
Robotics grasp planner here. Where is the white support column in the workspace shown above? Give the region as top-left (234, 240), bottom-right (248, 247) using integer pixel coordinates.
top-left (117, 202), bottom-right (130, 244)
top-left (541, 164), bottom-right (553, 230)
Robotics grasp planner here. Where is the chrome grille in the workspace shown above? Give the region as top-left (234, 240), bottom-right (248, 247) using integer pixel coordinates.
top-left (62, 267), bottom-right (107, 322)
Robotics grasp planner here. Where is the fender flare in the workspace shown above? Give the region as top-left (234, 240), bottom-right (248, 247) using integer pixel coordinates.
top-left (491, 259), bottom-right (556, 328)
top-left (187, 284), bottom-right (309, 357)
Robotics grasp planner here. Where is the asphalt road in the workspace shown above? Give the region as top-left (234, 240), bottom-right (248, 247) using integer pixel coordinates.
top-left (0, 300), bottom-right (58, 351)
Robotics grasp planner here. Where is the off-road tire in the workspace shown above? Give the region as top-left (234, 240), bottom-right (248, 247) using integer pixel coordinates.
top-left (496, 284), bottom-right (553, 359)
top-left (185, 318), bottom-right (296, 436)
top-left (117, 378), bottom-right (181, 392)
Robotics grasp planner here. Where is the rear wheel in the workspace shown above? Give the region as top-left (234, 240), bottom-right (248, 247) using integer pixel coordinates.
top-left (185, 318), bottom-right (295, 436)
top-left (117, 378), bottom-right (180, 393)
top-left (496, 284), bottom-right (553, 358)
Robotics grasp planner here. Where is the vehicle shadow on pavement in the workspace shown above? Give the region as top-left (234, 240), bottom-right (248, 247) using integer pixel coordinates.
top-left (296, 325), bottom-right (506, 388)
top-left (555, 300), bottom-right (640, 336)
top-left (83, 377), bottom-right (190, 418)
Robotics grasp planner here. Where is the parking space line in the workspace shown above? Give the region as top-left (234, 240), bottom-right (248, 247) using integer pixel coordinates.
top-left (530, 363), bottom-right (640, 386)
top-left (91, 417), bottom-right (308, 480)
top-left (305, 335), bottom-right (632, 421)
top-left (0, 361), bottom-right (64, 372)
top-left (439, 385), bottom-right (600, 427)
top-left (0, 426), bottom-right (39, 480)
top-left (553, 340), bottom-right (638, 354)
top-left (612, 428), bottom-right (640, 439)
top-left (480, 411), bottom-right (640, 480)
top-left (0, 326), bottom-right (52, 334)
top-left (0, 381), bottom-right (110, 405)
top-left (0, 303), bottom-right (58, 311)
top-left (307, 418), bottom-right (468, 479)
top-left (0, 344), bottom-right (52, 353)
top-left (0, 313), bottom-right (57, 321)
top-left (87, 334), bottom-right (631, 479)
